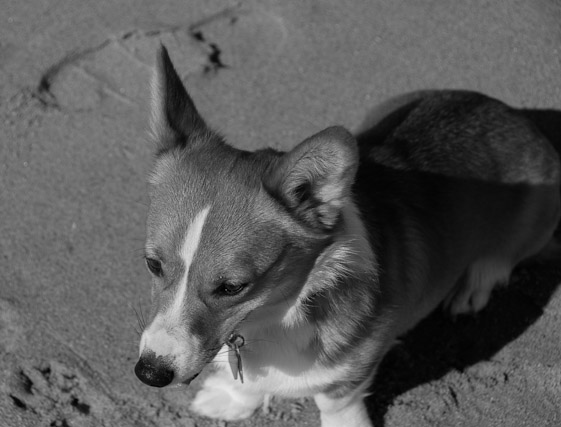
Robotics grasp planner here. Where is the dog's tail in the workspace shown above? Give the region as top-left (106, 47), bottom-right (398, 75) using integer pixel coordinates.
top-left (522, 108), bottom-right (561, 255)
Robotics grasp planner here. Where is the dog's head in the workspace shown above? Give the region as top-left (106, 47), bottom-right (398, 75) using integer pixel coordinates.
top-left (134, 46), bottom-right (359, 387)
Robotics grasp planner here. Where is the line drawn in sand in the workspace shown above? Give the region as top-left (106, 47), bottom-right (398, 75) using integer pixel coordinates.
top-left (33, 5), bottom-right (287, 114)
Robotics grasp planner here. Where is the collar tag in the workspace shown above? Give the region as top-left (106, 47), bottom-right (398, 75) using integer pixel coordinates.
top-left (227, 333), bottom-right (245, 383)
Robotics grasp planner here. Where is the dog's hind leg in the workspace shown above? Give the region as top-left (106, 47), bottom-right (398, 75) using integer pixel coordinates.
top-left (445, 192), bottom-right (560, 317)
top-left (444, 257), bottom-right (513, 316)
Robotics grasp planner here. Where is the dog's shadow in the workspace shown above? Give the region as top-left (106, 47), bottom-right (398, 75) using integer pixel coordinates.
top-left (364, 258), bottom-right (561, 426)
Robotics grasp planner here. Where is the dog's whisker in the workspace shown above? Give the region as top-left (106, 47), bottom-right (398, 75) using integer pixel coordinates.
top-left (138, 301), bottom-right (147, 330)
top-left (244, 338), bottom-right (278, 344)
top-left (130, 302), bottom-right (148, 334)
top-left (132, 325), bottom-right (142, 338)
top-left (126, 338), bottom-right (142, 347)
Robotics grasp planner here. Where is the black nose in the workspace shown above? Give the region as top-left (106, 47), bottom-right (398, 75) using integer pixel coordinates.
top-left (134, 351), bottom-right (174, 387)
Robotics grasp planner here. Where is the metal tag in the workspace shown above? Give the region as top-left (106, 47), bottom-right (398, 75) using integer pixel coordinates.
top-left (227, 333), bottom-right (245, 383)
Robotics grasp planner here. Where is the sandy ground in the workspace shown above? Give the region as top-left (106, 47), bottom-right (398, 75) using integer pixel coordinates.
top-left (1, 1), bottom-right (561, 426)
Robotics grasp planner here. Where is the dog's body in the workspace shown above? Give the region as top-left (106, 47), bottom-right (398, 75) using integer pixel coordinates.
top-left (134, 46), bottom-right (561, 427)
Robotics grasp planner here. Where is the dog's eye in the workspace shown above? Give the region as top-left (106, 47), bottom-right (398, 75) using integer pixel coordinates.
top-left (219, 281), bottom-right (246, 296)
top-left (145, 257), bottom-right (163, 277)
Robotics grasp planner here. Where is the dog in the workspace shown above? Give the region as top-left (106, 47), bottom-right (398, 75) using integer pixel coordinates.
top-left (134, 45), bottom-right (561, 427)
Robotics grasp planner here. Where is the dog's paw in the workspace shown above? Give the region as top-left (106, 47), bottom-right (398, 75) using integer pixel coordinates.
top-left (445, 258), bottom-right (512, 316)
top-left (190, 374), bottom-right (263, 420)
top-left (446, 285), bottom-right (493, 316)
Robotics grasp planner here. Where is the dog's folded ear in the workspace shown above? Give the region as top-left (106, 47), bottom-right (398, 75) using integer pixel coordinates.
top-left (150, 44), bottom-right (208, 152)
top-left (265, 126), bottom-right (359, 230)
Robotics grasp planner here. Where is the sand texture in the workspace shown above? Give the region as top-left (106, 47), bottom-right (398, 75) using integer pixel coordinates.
top-left (1, 1), bottom-right (560, 426)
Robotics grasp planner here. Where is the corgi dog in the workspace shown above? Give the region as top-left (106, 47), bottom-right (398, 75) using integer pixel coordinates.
top-left (134, 45), bottom-right (561, 427)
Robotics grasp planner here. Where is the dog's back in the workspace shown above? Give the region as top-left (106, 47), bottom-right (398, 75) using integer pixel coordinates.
top-left (354, 91), bottom-right (560, 333)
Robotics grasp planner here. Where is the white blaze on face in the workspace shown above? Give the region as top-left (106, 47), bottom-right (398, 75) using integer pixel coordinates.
top-left (169, 205), bottom-right (211, 324)
top-left (139, 206), bottom-right (211, 359)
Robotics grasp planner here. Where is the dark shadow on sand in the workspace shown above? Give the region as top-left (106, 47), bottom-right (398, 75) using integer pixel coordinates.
top-left (364, 258), bottom-right (561, 426)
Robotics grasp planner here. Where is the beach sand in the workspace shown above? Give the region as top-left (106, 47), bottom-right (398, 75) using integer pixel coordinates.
top-left (1, 1), bottom-right (560, 426)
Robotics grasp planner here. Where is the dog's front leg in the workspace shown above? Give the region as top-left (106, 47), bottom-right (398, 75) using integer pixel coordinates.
top-left (190, 368), bottom-right (264, 421)
top-left (314, 387), bottom-right (372, 427)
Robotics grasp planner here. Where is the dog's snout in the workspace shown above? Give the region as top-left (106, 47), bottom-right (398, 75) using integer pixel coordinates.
top-left (135, 351), bottom-right (174, 387)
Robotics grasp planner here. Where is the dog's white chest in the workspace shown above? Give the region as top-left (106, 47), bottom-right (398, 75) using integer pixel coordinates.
top-left (213, 341), bottom-right (349, 397)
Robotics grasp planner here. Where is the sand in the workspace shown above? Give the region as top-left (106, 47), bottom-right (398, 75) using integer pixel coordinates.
top-left (1, 1), bottom-right (560, 426)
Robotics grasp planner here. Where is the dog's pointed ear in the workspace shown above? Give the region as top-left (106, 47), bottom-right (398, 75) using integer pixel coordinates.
top-left (150, 44), bottom-right (208, 151)
top-left (265, 126), bottom-right (359, 230)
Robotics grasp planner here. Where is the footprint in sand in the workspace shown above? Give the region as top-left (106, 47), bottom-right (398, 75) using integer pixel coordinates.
top-left (38, 6), bottom-right (287, 112)
top-left (5, 358), bottom-right (127, 427)
top-left (4, 352), bottom-right (195, 426)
